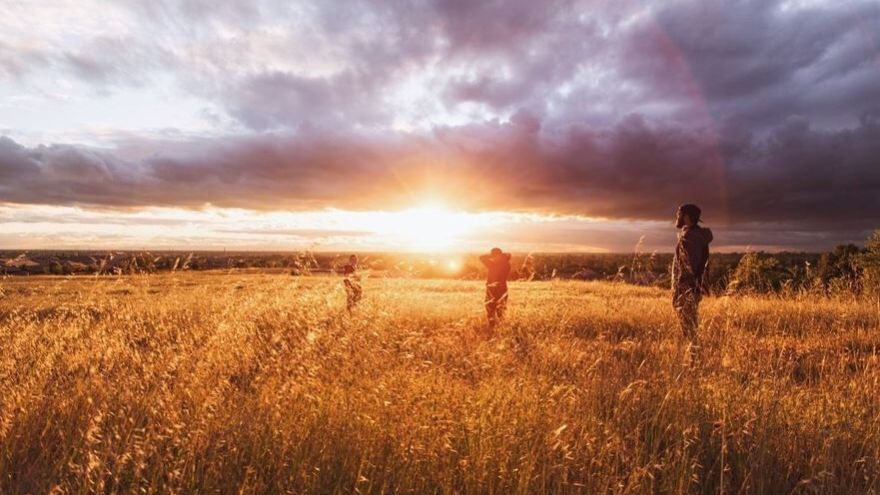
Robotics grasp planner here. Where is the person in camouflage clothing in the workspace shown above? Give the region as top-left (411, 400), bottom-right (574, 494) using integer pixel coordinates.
top-left (672, 204), bottom-right (713, 352)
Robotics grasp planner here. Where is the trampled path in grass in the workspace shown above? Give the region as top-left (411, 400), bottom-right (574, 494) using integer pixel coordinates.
top-left (1, 273), bottom-right (878, 493)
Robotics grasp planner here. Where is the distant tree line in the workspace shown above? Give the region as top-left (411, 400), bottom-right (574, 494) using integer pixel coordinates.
top-left (726, 230), bottom-right (880, 296)
top-left (522, 229), bottom-right (880, 297)
top-left (2, 230), bottom-right (879, 298)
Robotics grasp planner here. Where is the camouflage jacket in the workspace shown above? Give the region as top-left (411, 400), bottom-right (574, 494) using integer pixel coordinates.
top-left (672, 225), bottom-right (713, 291)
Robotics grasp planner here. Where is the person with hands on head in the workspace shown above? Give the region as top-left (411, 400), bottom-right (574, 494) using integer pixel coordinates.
top-left (480, 247), bottom-right (512, 329)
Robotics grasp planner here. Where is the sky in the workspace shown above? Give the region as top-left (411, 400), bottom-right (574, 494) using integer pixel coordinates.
top-left (1, 0), bottom-right (878, 253)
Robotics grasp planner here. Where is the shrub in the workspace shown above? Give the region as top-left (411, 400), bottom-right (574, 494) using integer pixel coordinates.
top-left (859, 230), bottom-right (880, 296)
top-left (728, 252), bottom-right (788, 294)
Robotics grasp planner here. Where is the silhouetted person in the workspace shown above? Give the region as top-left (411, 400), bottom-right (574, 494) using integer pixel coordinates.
top-left (342, 254), bottom-right (362, 311)
top-left (672, 204), bottom-right (713, 358)
top-left (480, 247), bottom-right (511, 328)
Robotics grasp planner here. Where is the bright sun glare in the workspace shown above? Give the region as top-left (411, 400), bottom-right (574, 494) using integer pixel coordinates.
top-left (369, 204), bottom-right (474, 251)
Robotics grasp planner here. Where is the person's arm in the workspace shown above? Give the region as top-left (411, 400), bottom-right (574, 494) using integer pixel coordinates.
top-left (682, 232), bottom-right (703, 280)
top-left (479, 255), bottom-right (491, 268)
top-left (700, 244), bottom-right (710, 284)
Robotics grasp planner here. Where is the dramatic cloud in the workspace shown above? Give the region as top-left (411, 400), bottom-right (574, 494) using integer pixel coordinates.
top-left (1, 0), bottom-right (879, 249)
top-left (2, 113), bottom-right (878, 227)
top-left (636, 0), bottom-right (880, 128)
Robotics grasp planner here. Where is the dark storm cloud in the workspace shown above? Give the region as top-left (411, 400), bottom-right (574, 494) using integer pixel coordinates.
top-left (99, 0), bottom-right (602, 128)
top-left (5, 0), bottom-right (878, 127)
top-left (2, 112), bottom-right (878, 233)
top-left (629, 0), bottom-right (880, 127)
top-left (432, 0), bottom-right (577, 53)
top-left (468, 219), bottom-right (871, 253)
top-left (200, 0), bottom-right (880, 132)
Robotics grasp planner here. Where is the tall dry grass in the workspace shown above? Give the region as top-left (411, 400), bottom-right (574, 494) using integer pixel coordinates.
top-left (1, 273), bottom-right (879, 494)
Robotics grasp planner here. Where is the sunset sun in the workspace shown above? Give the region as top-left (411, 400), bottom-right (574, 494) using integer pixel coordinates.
top-left (371, 204), bottom-right (473, 251)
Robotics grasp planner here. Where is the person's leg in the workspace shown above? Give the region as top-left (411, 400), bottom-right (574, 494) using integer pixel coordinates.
top-left (674, 287), bottom-right (700, 363)
top-left (345, 280), bottom-right (357, 311)
top-left (495, 287), bottom-right (508, 322)
top-left (673, 287), bottom-right (699, 365)
top-left (679, 301), bottom-right (698, 342)
top-left (673, 288), bottom-right (697, 340)
top-left (485, 287), bottom-right (497, 327)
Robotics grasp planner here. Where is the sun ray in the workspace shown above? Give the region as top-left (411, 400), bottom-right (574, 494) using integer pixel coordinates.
top-left (368, 203), bottom-right (474, 251)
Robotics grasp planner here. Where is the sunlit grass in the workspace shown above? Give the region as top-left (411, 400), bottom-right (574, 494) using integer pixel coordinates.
top-left (1, 273), bottom-right (878, 493)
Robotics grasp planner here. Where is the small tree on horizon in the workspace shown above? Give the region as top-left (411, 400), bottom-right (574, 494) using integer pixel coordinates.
top-left (728, 251), bottom-right (787, 294)
top-left (859, 230), bottom-right (880, 296)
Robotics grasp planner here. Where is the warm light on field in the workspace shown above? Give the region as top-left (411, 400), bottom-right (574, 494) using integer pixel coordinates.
top-left (3, 273), bottom-right (879, 493)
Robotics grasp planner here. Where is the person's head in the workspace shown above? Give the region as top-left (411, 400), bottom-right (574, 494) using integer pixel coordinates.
top-left (490, 247), bottom-right (503, 257)
top-left (676, 204), bottom-right (701, 229)
top-left (349, 254), bottom-right (358, 266)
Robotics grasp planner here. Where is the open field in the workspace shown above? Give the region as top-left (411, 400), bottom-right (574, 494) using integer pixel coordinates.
top-left (1, 273), bottom-right (879, 494)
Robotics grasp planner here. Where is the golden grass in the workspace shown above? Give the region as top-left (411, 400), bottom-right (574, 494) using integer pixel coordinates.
top-left (1, 273), bottom-right (879, 494)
